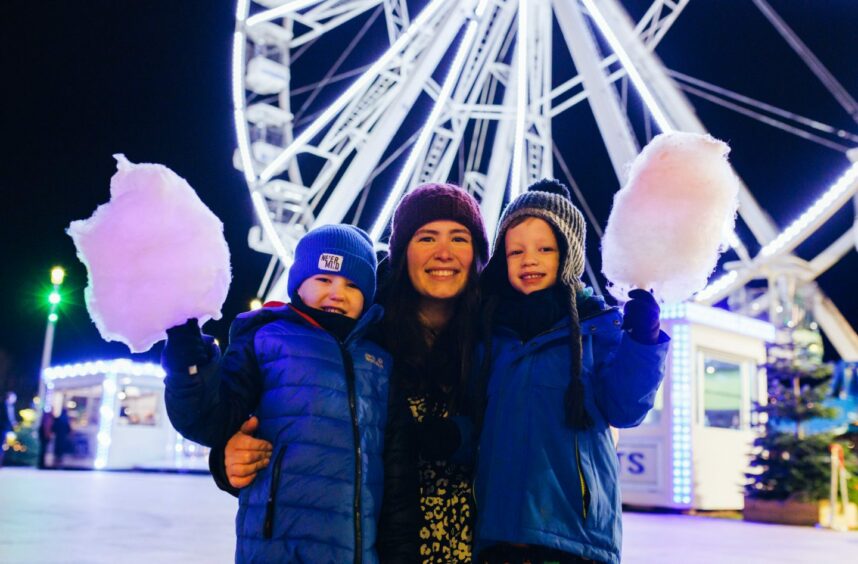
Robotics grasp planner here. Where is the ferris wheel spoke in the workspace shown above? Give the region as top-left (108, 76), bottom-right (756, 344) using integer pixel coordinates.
top-left (369, 0), bottom-right (518, 240)
top-left (382, 0), bottom-right (410, 43)
top-left (247, 0), bottom-right (328, 27)
top-left (294, 0), bottom-right (471, 227)
top-left (293, 5), bottom-right (384, 123)
top-left (669, 69), bottom-right (858, 147)
top-left (751, 0), bottom-right (858, 125)
top-left (288, 0), bottom-right (384, 48)
top-left (555, 0), bottom-right (638, 182)
top-left (547, 0), bottom-right (687, 121)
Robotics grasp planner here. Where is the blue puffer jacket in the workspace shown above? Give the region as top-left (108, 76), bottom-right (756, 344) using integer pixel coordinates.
top-left (164, 304), bottom-right (391, 564)
top-left (473, 302), bottom-right (668, 564)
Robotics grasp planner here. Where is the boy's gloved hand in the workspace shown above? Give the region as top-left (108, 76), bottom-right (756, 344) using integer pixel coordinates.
top-left (622, 289), bottom-right (660, 345)
top-left (162, 319), bottom-right (212, 374)
top-left (415, 416), bottom-right (461, 461)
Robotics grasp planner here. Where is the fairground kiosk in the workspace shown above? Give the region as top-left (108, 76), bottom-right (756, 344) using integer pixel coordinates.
top-left (618, 303), bottom-right (774, 510)
top-left (42, 359), bottom-right (208, 470)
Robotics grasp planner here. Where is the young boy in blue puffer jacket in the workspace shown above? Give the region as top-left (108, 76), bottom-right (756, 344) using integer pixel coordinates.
top-left (161, 224), bottom-right (409, 563)
top-left (470, 179), bottom-right (670, 564)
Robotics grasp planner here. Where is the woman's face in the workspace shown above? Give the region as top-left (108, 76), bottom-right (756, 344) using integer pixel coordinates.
top-left (406, 220), bottom-right (474, 301)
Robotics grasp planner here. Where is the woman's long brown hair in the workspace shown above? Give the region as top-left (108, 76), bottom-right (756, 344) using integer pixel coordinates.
top-left (378, 255), bottom-right (480, 416)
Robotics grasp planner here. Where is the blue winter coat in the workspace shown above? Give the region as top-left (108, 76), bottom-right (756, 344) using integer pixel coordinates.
top-left (473, 301), bottom-right (668, 564)
top-left (164, 304), bottom-right (392, 564)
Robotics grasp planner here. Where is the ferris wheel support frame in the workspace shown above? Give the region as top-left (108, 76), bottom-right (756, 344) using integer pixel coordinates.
top-left (243, 0), bottom-right (688, 283)
top-left (233, 0), bottom-right (858, 357)
top-left (554, 0), bottom-right (638, 183)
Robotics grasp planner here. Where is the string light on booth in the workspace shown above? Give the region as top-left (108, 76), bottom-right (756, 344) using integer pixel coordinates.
top-left (671, 323), bottom-right (692, 505)
top-left (43, 360), bottom-right (166, 381)
top-left (94, 374), bottom-right (118, 470)
top-left (661, 301), bottom-right (774, 341)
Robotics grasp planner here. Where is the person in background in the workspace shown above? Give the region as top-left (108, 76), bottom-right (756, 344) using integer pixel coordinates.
top-left (0, 392), bottom-right (17, 468)
top-left (37, 408), bottom-right (54, 469)
top-left (52, 407), bottom-right (71, 468)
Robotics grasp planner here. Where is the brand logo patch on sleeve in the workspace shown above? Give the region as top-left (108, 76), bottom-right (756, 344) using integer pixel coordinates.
top-left (318, 253), bottom-right (343, 271)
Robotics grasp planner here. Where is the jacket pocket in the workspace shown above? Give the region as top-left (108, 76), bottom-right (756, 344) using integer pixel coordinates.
top-left (263, 444), bottom-right (288, 539)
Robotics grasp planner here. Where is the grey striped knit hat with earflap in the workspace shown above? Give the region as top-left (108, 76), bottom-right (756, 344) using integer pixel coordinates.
top-left (493, 179), bottom-right (587, 292)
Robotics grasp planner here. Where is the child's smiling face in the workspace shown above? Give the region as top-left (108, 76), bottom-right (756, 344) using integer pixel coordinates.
top-left (504, 217), bottom-right (560, 295)
top-left (297, 274), bottom-right (364, 319)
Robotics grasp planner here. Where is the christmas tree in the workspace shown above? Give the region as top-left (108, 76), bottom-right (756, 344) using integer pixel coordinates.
top-left (745, 341), bottom-right (858, 503)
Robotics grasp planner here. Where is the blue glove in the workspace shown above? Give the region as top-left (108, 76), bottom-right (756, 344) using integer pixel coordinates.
top-left (622, 289), bottom-right (660, 345)
top-left (162, 319), bottom-right (212, 374)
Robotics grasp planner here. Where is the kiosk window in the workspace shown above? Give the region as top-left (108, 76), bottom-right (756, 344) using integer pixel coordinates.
top-left (702, 358), bottom-right (742, 430)
top-left (61, 385), bottom-right (102, 428)
top-left (118, 386), bottom-right (160, 426)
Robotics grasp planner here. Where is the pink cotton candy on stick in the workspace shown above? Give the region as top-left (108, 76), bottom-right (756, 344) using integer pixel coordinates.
top-left (601, 132), bottom-right (739, 303)
top-left (67, 155), bottom-right (232, 353)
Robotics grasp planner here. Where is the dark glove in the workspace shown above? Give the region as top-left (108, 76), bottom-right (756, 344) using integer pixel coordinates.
top-left (622, 289), bottom-right (660, 345)
top-left (162, 319), bottom-right (212, 374)
top-left (414, 416), bottom-right (461, 461)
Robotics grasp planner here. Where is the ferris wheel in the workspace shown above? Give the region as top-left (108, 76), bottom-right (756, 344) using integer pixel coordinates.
top-left (230, 0), bottom-right (858, 359)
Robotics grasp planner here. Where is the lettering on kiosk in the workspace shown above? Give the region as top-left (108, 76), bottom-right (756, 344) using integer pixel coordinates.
top-left (617, 444), bottom-right (659, 488)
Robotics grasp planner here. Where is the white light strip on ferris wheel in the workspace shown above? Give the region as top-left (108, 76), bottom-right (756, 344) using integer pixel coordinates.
top-left (370, 0), bottom-right (487, 242)
top-left (235, 0), bottom-right (250, 22)
top-left (233, 0), bottom-right (257, 185)
top-left (580, 0), bottom-right (674, 133)
top-left (509, 0), bottom-right (529, 200)
top-left (247, 0), bottom-right (325, 27)
top-left (759, 161), bottom-right (858, 258)
top-left (693, 270), bottom-right (738, 303)
top-left (695, 161), bottom-right (858, 303)
top-left (258, 0), bottom-right (454, 185)
top-left (251, 191), bottom-right (293, 264)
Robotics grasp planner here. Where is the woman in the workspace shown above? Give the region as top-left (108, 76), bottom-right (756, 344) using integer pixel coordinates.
top-left (214, 183), bottom-right (488, 563)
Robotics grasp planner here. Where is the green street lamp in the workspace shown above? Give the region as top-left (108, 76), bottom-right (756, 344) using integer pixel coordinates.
top-left (38, 266), bottom-right (65, 411)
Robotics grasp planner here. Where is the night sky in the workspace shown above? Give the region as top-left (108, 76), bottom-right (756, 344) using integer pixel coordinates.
top-left (1, 1), bottom-right (856, 400)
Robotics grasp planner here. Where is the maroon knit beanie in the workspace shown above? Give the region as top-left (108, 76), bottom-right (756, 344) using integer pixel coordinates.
top-left (388, 183), bottom-right (489, 270)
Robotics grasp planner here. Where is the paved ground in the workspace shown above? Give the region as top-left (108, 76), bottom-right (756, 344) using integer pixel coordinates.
top-left (1, 467), bottom-right (856, 563)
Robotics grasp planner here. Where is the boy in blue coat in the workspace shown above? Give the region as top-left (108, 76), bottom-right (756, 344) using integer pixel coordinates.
top-left (472, 180), bottom-right (669, 564)
top-left (162, 224), bottom-right (411, 563)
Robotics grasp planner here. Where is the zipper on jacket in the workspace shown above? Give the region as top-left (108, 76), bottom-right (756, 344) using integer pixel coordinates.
top-left (263, 445), bottom-right (288, 539)
top-left (338, 344), bottom-right (363, 564)
top-left (575, 433), bottom-right (590, 521)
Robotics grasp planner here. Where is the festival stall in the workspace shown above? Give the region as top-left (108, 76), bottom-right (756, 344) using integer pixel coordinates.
top-left (42, 359), bottom-right (208, 470)
top-left (618, 304), bottom-right (774, 510)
